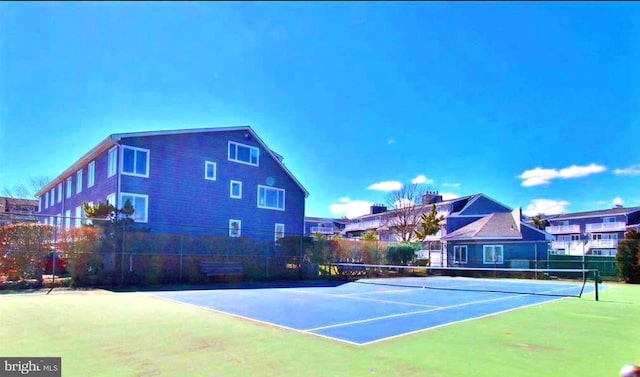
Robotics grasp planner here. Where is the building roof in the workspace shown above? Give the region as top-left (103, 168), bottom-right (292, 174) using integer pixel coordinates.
top-left (549, 206), bottom-right (640, 221)
top-left (36, 126), bottom-right (309, 198)
top-left (304, 216), bottom-right (347, 224)
top-left (443, 212), bottom-right (523, 241)
top-left (348, 194), bottom-right (478, 221)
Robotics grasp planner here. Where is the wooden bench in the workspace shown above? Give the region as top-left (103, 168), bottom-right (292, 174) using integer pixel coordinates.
top-left (335, 263), bottom-right (368, 278)
top-left (200, 262), bottom-right (245, 278)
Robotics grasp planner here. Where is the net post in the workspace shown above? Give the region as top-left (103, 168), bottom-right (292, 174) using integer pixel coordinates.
top-left (594, 269), bottom-right (599, 301)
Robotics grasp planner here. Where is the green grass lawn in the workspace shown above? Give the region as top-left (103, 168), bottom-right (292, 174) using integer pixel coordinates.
top-left (2, 284), bottom-right (640, 376)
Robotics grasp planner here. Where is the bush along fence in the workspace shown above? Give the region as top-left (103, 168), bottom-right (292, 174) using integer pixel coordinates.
top-left (0, 220), bottom-right (633, 289)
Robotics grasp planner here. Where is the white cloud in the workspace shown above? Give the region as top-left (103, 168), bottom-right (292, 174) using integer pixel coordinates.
top-left (614, 164), bottom-right (640, 176)
top-left (387, 138), bottom-right (395, 145)
top-left (613, 197), bottom-right (624, 206)
top-left (558, 164), bottom-right (606, 178)
top-left (339, 197), bottom-right (350, 203)
top-left (367, 181), bottom-right (403, 192)
top-left (411, 174), bottom-right (434, 185)
top-left (518, 164), bottom-right (607, 187)
top-left (523, 199), bottom-right (570, 216)
top-left (329, 199), bottom-right (373, 219)
top-left (442, 182), bottom-right (460, 188)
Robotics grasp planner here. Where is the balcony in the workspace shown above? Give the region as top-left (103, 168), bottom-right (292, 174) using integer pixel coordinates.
top-left (545, 224), bottom-right (580, 234)
top-left (585, 222), bottom-right (626, 233)
top-left (550, 241), bottom-right (585, 256)
top-left (344, 219), bottom-right (382, 232)
top-left (587, 239), bottom-right (619, 249)
top-left (310, 226), bottom-right (334, 235)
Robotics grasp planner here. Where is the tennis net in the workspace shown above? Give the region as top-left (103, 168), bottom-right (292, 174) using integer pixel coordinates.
top-left (329, 263), bottom-right (600, 299)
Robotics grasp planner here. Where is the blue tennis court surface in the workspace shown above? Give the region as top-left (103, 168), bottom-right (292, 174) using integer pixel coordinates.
top-left (149, 277), bottom-right (597, 345)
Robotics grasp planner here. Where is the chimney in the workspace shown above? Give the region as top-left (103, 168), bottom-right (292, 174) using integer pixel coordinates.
top-left (370, 203), bottom-right (387, 215)
top-left (422, 191), bottom-right (443, 205)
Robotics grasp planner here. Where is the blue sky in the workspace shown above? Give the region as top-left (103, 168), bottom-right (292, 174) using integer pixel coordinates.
top-left (2, 2), bottom-right (640, 219)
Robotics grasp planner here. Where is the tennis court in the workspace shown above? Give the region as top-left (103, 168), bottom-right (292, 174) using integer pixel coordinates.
top-left (149, 272), bottom-right (598, 346)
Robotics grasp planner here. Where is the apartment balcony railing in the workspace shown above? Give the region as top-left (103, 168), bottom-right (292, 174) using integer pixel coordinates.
top-left (310, 226), bottom-right (335, 235)
top-left (550, 241), bottom-right (586, 256)
top-left (585, 222), bottom-right (626, 233)
top-left (545, 224), bottom-right (581, 234)
top-left (344, 219), bottom-right (382, 232)
top-left (587, 239), bottom-right (619, 249)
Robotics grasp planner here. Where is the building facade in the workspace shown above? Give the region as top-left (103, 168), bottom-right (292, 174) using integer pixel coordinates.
top-left (36, 127), bottom-right (308, 241)
top-left (545, 206), bottom-right (640, 256)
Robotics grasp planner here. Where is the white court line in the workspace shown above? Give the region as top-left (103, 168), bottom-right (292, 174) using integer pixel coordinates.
top-left (304, 284), bottom-right (578, 333)
top-left (145, 293), bottom-right (362, 347)
top-left (359, 284), bottom-right (586, 345)
top-left (286, 288), bottom-right (441, 309)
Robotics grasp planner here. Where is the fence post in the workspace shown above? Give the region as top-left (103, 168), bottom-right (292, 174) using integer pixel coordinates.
top-left (179, 235), bottom-right (184, 283)
top-left (594, 270), bottom-right (600, 301)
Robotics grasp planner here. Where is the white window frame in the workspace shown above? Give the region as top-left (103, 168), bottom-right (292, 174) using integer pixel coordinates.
top-left (119, 192), bottom-right (149, 223)
top-left (76, 169), bottom-right (83, 193)
top-left (39, 197), bottom-right (42, 212)
top-left (64, 209), bottom-right (71, 229)
top-left (45, 192), bottom-right (49, 209)
top-left (230, 180), bottom-right (242, 199)
top-left (453, 245), bottom-right (468, 264)
top-left (204, 161), bottom-right (216, 181)
top-left (275, 223), bottom-right (285, 242)
top-left (66, 177), bottom-right (72, 198)
top-left (88, 161), bottom-right (95, 187)
top-left (483, 245), bottom-right (504, 264)
top-left (228, 141), bottom-right (259, 166)
top-left (75, 206), bottom-right (83, 227)
top-left (106, 193), bottom-right (116, 207)
top-left (121, 145), bottom-right (150, 178)
top-left (57, 182), bottom-right (63, 203)
top-left (108, 147), bottom-right (118, 177)
top-left (229, 219), bottom-right (242, 238)
top-left (603, 216), bottom-right (616, 223)
top-left (257, 185), bottom-right (285, 211)
top-left (50, 189), bottom-right (55, 206)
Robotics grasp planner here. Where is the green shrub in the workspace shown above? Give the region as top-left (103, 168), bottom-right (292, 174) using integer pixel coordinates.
top-left (616, 230), bottom-right (640, 283)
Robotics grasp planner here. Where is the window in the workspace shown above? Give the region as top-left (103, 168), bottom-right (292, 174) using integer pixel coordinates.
top-left (229, 219), bottom-right (241, 237)
top-left (204, 161), bottom-right (216, 181)
top-left (603, 216), bottom-right (616, 223)
top-left (483, 245), bottom-right (504, 264)
top-left (228, 141), bottom-right (259, 166)
top-left (39, 197), bottom-right (43, 212)
top-left (257, 185), bottom-right (285, 211)
top-left (106, 193), bottom-right (116, 207)
top-left (56, 214), bottom-right (62, 227)
top-left (45, 192), bottom-right (49, 209)
top-left (275, 223), bottom-right (285, 242)
top-left (64, 210), bottom-right (71, 229)
top-left (122, 146), bottom-right (149, 177)
top-left (120, 193), bottom-right (149, 223)
top-left (230, 180), bottom-right (242, 199)
top-left (66, 177), bottom-right (72, 198)
top-left (108, 147), bottom-right (117, 177)
top-left (454, 245), bottom-right (467, 264)
top-left (57, 183), bottom-right (62, 203)
top-left (75, 206), bottom-right (82, 227)
top-left (50, 189), bottom-right (55, 206)
top-left (88, 161), bottom-right (95, 187)
top-left (76, 169), bottom-right (83, 193)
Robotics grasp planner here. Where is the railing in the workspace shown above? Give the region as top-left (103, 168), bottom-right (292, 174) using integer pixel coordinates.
top-left (587, 239), bottom-right (619, 249)
top-left (344, 219), bottom-right (382, 232)
top-left (550, 241), bottom-right (586, 256)
top-left (585, 222), bottom-right (626, 233)
top-left (310, 226), bottom-right (334, 234)
top-left (545, 224), bottom-right (580, 234)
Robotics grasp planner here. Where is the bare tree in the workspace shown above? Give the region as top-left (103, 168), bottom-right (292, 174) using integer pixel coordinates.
top-left (2, 175), bottom-right (51, 199)
top-left (383, 183), bottom-right (432, 242)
